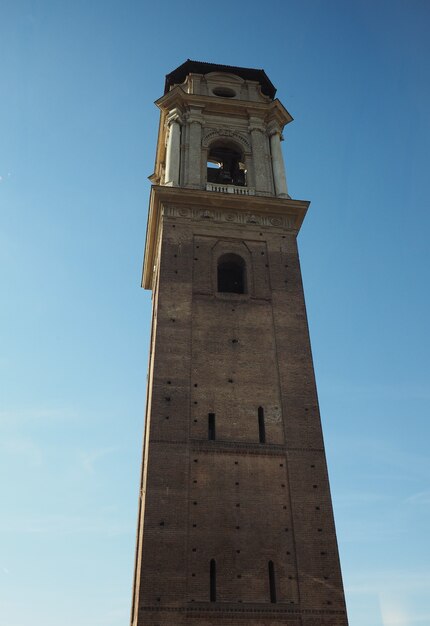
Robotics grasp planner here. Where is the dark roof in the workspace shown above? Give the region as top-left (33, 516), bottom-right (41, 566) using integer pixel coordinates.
top-left (164, 59), bottom-right (277, 99)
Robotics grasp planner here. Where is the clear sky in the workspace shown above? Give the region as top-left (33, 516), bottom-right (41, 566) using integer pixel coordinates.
top-left (1, 1), bottom-right (429, 625)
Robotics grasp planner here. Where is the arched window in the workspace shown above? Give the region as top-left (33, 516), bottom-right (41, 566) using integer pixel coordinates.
top-left (207, 142), bottom-right (247, 186)
top-left (217, 254), bottom-right (246, 294)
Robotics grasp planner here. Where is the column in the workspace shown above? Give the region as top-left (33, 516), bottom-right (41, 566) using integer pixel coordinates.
top-left (268, 123), bottom-right (289, 198)
top-left (164, 109), bottom-right (182, 186)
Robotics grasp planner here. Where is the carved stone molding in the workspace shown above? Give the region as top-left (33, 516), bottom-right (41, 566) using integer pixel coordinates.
top-left (163, 205), bottom-right (296, 230)
top-left (202, 128), bottom-right (251, 150)
top-left (185, 109), bottom-right (204, 126)
top-left (248, 115), bottom-right (266, 134)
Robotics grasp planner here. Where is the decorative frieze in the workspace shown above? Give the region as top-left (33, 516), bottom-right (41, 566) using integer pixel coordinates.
top-left (163, 205), bottom-right (296, 230)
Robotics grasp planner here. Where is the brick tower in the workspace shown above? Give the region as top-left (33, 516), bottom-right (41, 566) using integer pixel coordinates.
top-left (131, 60), bottom-right (349, 626)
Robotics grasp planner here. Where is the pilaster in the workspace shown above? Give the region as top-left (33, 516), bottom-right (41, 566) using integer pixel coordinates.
top-left (184, 107), bottom-right (203, 189)
top-left (249, 116), bottom-right (273, 195)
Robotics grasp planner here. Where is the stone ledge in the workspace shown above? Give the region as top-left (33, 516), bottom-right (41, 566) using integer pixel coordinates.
top-left (148, 438), bottom-right (324, 456)
top-left (140, 603), bottom-right (347, 616)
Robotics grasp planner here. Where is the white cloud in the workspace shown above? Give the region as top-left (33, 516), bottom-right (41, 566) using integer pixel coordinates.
top-left (405, 490), bottom-right (430, 505)
top-left (347, 569), bottom-right (430, 595)
top-left (380, 598), bottom-right (413, 626)
top-left (77, 447), bottom-right (118, 474)
top-left (330, 435), bottom-right (430, 481)
top-left (0, 407), bottom-right (81, 426)
top-left (320, 379), bottom-right (430, 401)
top-left (347, 570), bottom-right (430, 626)
top-left (0, 513), bottom-right (133, 537)
top-left (380, 594), bottom-right (430, 626)
top-left (0, 437), bottom-right (43, 466)
top-left (336, 491), bottom-right (391, 505)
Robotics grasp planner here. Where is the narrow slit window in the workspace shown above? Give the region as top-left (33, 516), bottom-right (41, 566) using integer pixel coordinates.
top-left (208, 413), bottom-right (216, 440)
top-left (258, 406), bottom-right (266, 443)
top-left (268, 560), bottom-right (277, 603)
top-left (217, 254), bottom-right (246, 294)
top-left (210, 559), bottom-right (216, 602)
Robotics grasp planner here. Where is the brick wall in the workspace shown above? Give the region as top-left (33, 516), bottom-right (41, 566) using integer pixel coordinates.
top-left (133, 213), bottom-right (348, 625)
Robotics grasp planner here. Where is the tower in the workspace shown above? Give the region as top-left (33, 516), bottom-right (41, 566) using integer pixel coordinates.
top-left (131, 60), bottom-right (348, 626)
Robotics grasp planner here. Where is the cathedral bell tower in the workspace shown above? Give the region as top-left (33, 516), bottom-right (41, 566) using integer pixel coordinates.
top-left (131, 60), bottom-right (349, 626)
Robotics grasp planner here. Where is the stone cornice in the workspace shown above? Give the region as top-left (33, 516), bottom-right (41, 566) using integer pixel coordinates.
top-left (266, 98), bottom-right (294, 128)
top-left (155, 87), bottom-right (293, 127)
top-left (142, 185), bottom-right (310, 290)
top-left (267, 120), bottom-right (282, 137)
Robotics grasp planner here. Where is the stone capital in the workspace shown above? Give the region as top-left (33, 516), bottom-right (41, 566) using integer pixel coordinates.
top-left (186, 115), bottom-right (203, 126)
top-left (267, 121), bottom-right (282, 137)
top-left (248, 115), bottom-right (266, 133)
top-left (186, 106), bottom-right (204, 126)
top-left (166, 108), bottom-right (183, 127)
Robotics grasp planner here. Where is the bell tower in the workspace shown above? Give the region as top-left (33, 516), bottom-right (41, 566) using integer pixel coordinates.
top-left (131, 60), bottom-right (349, 626)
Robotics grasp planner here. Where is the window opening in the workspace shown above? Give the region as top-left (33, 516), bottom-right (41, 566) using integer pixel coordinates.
top-left (208, 413), bottom-right (216, 440)
top-left (210, 559), bottom-right (217, 602)
top-left (217, 254), bottom-right (246, 294)
top-left (268, 561), bottom-right (277, 603)
top-left (258, 406), bottom-right (266, 443)
top-left (207, 143), bottom-right (246, 186)
top-left (213, 87), bottom-right (236, 98)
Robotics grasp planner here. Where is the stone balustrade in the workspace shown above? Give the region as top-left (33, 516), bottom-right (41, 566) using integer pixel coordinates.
top-left (206, 183), bottom-right (255, 195)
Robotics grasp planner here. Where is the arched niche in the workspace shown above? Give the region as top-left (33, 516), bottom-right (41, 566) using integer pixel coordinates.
top-left (212, 240), bottom-right (252, 297)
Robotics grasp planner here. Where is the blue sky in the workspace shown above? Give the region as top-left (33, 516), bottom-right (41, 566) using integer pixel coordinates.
top-left (1, 1), bottom-right (429, 625)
